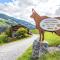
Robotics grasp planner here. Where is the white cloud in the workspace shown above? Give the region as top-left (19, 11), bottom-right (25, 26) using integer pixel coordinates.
top-left (0, 0), bottom-right (60, 24)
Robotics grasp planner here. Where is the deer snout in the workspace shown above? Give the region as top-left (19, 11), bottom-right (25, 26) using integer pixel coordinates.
top-left (30, 14), bottom-right (34, 18)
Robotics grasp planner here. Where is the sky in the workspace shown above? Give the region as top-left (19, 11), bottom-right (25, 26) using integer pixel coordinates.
top-left (0, 0), bottom-right (12, 3)
top-left (0, 0), bottom-right (60, 24)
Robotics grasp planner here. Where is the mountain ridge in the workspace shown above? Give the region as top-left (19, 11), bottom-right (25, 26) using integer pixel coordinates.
top-left (0, 13), bottom-right (35, 29)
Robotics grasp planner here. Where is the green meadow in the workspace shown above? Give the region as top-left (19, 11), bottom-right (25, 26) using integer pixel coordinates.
top-left (44, 32), bottom-right (60, 46)
top-left (17, 46), bottom-right (60, 60)
top-left (31, 29), bottom-right (60, 46)
top-left (17, 29), bottom-right (60, 60)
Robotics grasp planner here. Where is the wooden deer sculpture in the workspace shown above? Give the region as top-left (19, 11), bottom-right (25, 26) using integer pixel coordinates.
top-left (30, 9), bottom-right (60, 41)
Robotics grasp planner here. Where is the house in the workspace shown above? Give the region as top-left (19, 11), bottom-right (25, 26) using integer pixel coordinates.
top-left (10, 24), bottom-right (30, 37)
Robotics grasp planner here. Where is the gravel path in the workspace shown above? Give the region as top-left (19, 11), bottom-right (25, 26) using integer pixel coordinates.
top-left (0, 34), bottom-right (39, 60)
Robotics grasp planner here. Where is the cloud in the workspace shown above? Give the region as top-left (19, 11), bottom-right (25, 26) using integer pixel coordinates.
top-left (0, 0), bottom-right (60, 24)
top-left (38, 0), bottom-right (48, 3)
top-left (55, 7), bottom-right (60, 16)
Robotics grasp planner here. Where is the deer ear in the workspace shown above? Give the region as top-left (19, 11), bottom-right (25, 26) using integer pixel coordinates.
top-left (32, 8), bottom-right (35, 13)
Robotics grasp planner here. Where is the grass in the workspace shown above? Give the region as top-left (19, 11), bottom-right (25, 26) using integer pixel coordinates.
top-left (31, 29), bottom-right (60, 46)
top-left (17, 46), bottom-right (32, 60)
top-left (0, 34), bottom-right (31, 46)
top-left (30, 29), bottom-right (39, 34)
top-left (17, 30), bottom-right (60, 60)
top-left (17, 46), bottom-right (60, 60)
top-left (40, 51), bottom-right (60, 60)
top-left (44, 32), bottom-right (60, 46)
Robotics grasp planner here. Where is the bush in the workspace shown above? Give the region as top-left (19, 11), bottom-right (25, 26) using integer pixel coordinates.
top-left (5, 28), bottom-right (12, 37)
top-left (16, 27), bottom-right (28, 38)
top-left (0, 33), bottom-right (8, 43)
top-left (8, 37), bottom-right (17, 42)
top-left (17, 46), bottom-right (32, 60)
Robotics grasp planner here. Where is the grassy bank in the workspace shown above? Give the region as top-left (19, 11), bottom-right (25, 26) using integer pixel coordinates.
top-left (0, 34), bottom-right (31, 46)
top-left (44, 32), bottom-right (60, 46)
top-left (40, 51), bottom-right (60, 60)
top-left (17, 46), bottom-right (32, 60)
top-left (17, 46), bottom-right (60, 60)
top-left (0, 26), bottom-right (30, 45)
top-left (30, 29), bottom-right (39, 34)
top-left (17, 29), bottom-right (60, 60)
top-left (31, 29), bottom-right (60, 46)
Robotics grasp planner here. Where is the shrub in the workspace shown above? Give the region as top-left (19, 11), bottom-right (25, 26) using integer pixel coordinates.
top-left (16, 27), bottom-right (28, 38)
top-left (5, 28), bottom-right (12, 37)
top-left (0, 33), bottom-right (8, 43)
top-left (8, 37), bottom-right (17, 42)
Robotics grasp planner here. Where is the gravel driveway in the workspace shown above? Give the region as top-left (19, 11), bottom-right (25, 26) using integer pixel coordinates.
top-left (0, 34), bottom-right (39, 60)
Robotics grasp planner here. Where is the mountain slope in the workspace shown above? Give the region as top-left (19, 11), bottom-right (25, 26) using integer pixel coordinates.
top-left (0, 13), bottom-right (35, 29)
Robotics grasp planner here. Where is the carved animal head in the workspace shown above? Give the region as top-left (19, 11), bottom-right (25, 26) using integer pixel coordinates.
top-left (30, 9), bottom-right (49, 20)
top-left (30, 9), bottom-right (49, 29)
top-left (30, 9), bottom-right (38, 19)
